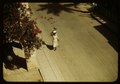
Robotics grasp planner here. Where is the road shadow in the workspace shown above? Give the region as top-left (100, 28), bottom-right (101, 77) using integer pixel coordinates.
top-left (90, 12), bottom-right (119, 34)
top-left (46, 44), bottom-right (53, 50)
top-left (11, 41), bottom-right (22, 49)
top-left (3, 42), bottom-right (28, 71)
top-left (37, 3), bottom-right (74, 16)
top-left (88, 8), bottom-right (119, 53)
top-left (42, 41), bottom-right (53, 50)
top-left (36, 3), bottom-right (92, 16)
top-left (94, 24), bottom-right (119, 53)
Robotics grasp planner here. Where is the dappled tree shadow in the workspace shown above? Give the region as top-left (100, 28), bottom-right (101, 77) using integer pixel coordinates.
top-left (37, 3), bottom-right (74, 16)
top-left (36, 3), bottom-right (91, 16)
top-left (3, 42), bottom-right (28, 71)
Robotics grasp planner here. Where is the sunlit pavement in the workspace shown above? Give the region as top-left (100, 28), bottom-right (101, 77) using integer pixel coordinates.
top-left (30, 3), bottom-right (118, 82)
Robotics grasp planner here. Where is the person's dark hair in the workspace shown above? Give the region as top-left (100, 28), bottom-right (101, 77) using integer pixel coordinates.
top-left (53, 33), bottom-right (56, 35)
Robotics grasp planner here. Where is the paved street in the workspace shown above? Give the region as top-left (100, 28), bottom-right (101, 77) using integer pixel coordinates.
top-left (29, 3), bottom-right (118, 82)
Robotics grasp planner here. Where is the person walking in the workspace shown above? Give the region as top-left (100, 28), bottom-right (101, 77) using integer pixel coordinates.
top-left (51, 28), bottom-right (59, 51)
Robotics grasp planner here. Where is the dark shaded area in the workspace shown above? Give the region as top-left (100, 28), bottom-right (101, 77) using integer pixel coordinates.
top-left (73, 2), bottom-right (80, 8)
top-left (37, 3), bottom-right (74, 16)
top-left (3, 42), bottom-right (28, 71)
top-left (90, 12), bottom-right (119, 35)
top-left (94, 24), bottom-right (118, 52)
top-left (89, 8), bottom-right (119, 53)
top-left (46, 44), bottom-right (53, 50)
top-left (0, 1), bottom-right (5, 82)
top-left (95, 0), bottom-right (120, 25)
top-left (37, 3), bottom-right (91, 16)
top-left (42, 41), bottom-right (53, 50)
top-left (85, 2), bottom-right (119, 53)
top-left (11, 41), bottom-right (22, 49)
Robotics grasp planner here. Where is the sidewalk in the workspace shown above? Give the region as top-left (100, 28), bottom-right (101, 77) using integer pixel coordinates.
top-left (3, 47), bottom-right (43, 82)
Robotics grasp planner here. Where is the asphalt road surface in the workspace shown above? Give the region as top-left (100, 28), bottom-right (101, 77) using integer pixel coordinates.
top-left (29, 3), bottom-right (118, 82)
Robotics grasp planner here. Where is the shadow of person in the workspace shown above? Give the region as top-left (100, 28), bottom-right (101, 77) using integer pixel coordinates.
top-left (42, 41), bottom-right (53, 50)
top-left (3, 43), bottom-right (28, 71)
top-left (46, 44), bottom-right (53, 50)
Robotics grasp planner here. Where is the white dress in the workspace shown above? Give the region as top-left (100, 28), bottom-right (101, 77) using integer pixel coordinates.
top-left (53, 34), bottom-right (58, 48)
